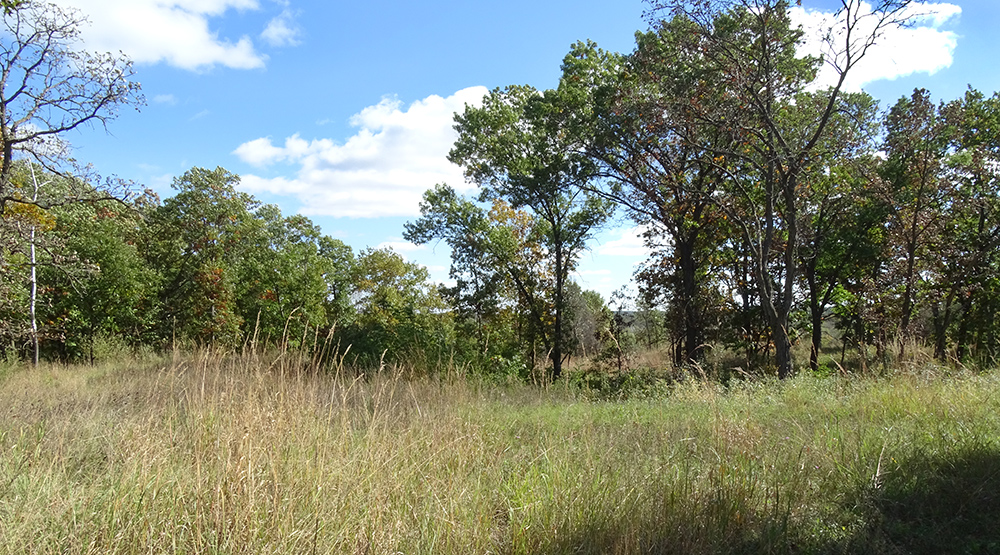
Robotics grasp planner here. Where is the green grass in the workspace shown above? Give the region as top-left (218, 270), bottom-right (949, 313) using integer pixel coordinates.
top-left (1, 353), bottom-right (999, 554)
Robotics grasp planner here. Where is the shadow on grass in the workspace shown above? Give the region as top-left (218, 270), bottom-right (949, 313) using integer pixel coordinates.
top-left (843, 445), bottom-right (1000, 555)
top-left (519, 447), bottom-right (1000, 555)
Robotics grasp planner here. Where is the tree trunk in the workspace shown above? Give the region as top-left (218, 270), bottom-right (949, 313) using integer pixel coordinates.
top-left (899, 247), bottom-right (917, 359)
top-left (552, 235), bottom-right (564, 380)
top-left (30, 225), bottom-right (38, 367)
top-left (774, 325), bottom-right (793, 379)
top-left (28, 165), bottom-right (40, 366)
top-left (809, 299), bottom-right (823, 372)
top-left (931, 289), bottom-right (955, 361)
top-left (955, 292), bottom-right (974, 361)
top-left (677, 235), bottom-right (704, 365)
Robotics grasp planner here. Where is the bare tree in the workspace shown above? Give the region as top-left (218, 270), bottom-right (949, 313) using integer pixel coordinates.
top-left (1, 0), bottom-right (142, 211)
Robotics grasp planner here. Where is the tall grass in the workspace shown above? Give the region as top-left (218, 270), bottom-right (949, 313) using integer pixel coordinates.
top-left (0, 352), bottom-right (998, 553)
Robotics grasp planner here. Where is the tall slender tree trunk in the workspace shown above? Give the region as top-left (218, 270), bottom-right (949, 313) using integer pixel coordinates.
top-left (805, 263), bottom-right (838, 373)
top-left (30, 225), bottom-right (38, 366)
top-left (809, 297), bottom-right (823, 372)
top-left (955, 293), bottom-right (974, 361)
top-left (552, 235), bottom-right (564, 380)
top-left (899, 245), bottom-right (917, 359)
top-left (28, 164), bottom-right (41, 367)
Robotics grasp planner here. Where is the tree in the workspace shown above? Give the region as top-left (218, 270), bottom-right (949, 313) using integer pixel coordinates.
top-left (406, 184), bottom-right (569, 368)
top-left (42, 185), bottom-right (160, 362)
top-left (642, 0), bottom-right (916, 378)
top-left (0, 0), bottom-right (141, 361)
top-left (233, 205), bottom-right (353, 349)
top-left (564, 282), bottom-right (613, 357)
top-left (345, 247), bottom-right (450, 365)
top-left (879, 89), bottom-right (950, 358)
top-left (560, 36), bottom-right (732, 365)
top-left (404, 184), bottom-right (513, 357)
top-left (450, 85), bottom-right (614, 379)
top-left (793, 90), bottom-right (884, 371)
top-left (932, 88), bottom-right (1000, 362)
top-left (0, 0), bottom-right (141, 209)
top-left (145, 168), bottom-right (258, 347)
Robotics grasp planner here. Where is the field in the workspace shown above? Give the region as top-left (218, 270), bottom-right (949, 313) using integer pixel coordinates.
top-left (1, 352), bottom-right (999, 554)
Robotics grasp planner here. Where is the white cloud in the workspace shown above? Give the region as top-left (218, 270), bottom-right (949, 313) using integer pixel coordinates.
top-left (52, 0), bottom-right (268, 70)
top-left (261, 10), bottom-right (300, 47)
top-left (152, 94), bottom-right (178, 105)
top-left (234, 86), bottom-right (490, 218)
top-left (791, 1), bottom-right (961, 91)
top-left (233, 136), bottom-right (298, 166)
top-left (597, 225), bottom-right (655, 257)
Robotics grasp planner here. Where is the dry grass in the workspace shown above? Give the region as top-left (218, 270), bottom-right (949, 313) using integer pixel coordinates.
top-left (1, 352), bottom-right (999, 554)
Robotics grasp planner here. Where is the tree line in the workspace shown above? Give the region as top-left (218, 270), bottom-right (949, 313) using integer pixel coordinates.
top-left (3, 0), bottom-right (999, 378)
top-left (409, 0), bottom-right (1000, 377)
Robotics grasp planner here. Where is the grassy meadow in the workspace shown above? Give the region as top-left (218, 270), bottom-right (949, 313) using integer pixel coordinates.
top-left (1, 351), bottom-right (999, 554)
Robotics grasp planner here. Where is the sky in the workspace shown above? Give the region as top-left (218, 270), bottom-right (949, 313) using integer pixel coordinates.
top-left (36, 0), bottom-right (1000, 304)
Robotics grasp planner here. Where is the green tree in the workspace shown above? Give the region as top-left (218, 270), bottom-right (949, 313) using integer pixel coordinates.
top-left (0, 0), bottom-right (141, 362)
top-left (405, 185), bottom-right (510, 357)
top-left (145, 167), bottom-right (258, 347)
top-left (450, 85), bottom-right (614, 379)
top-left (561, 35), bottom-right (732, 365)
top-left (933, 89), bottom-right (1000, 362)
top-left (234, 205), bottom-right (353, 349)
top-left (563, 282), bottom-right (613, 358)
top-left (42, 187), bottom-right (160, 362)
top-left (642, 0), bottom-right (915, 377)
top-left (406, 184), bottom-right (565, 372)
top-left (793, 90), bottom-right (885, 371)
top-left (345, 247), bottom-right (450, 365)
top-left (879, 89), bottom-right (951, 358)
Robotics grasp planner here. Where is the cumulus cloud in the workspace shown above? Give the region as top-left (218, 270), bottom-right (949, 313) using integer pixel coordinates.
top-left (52, 0), bottom-right (270, 70)
top-left (261, 10), bottom-right (301, 47)
top-left (234, 86), bottom-right (490, 218)
top-left (791, 1), bottom-right (961, 91)
top-left (597, 226), bottom-right (655, 258)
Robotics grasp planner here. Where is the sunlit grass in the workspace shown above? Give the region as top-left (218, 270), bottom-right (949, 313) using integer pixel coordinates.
top-left (0, 352), bottom-right (998, 553)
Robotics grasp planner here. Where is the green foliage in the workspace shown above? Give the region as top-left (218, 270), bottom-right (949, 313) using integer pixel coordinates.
top-left (2, 0), bottom-right (999, 380)
top-left (0, 163), bottom-right (366, 362)
top-left (450, 84), bottom-right (614, 378)
top-left (146, 167), bottom-right (256, 346)
top-left (343, 247), bottom-right (452, 366)
top-left (404, 184), bottom-right (521, 360)
top-left (42, 189), bottom-right (161, 361)
top-left (232, 204), bottom-right (353, 348)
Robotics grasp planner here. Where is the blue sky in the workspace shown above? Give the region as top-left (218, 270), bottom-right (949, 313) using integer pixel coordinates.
top-left (50, 0), bottom-right (1000, 303)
